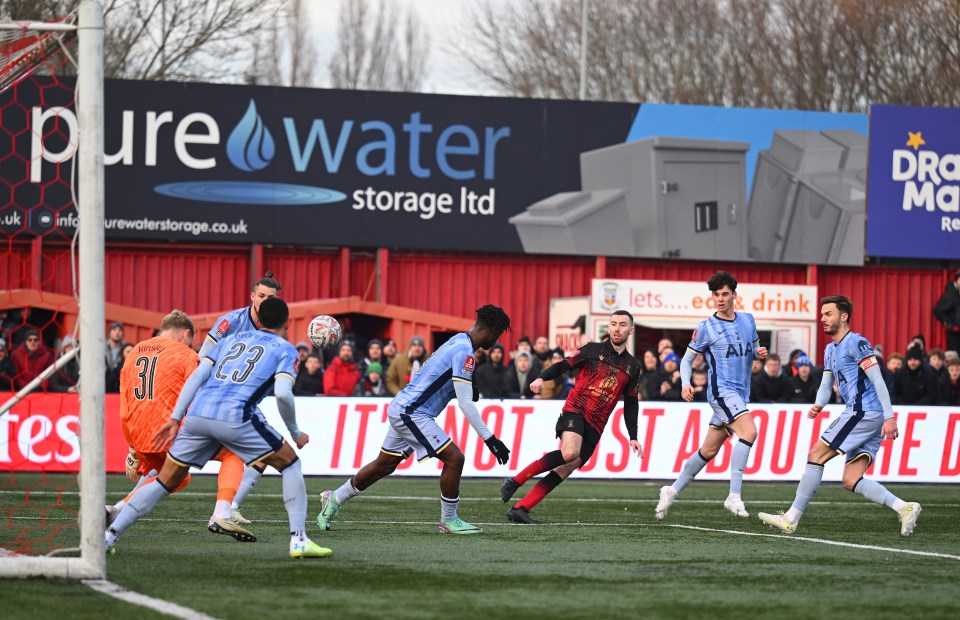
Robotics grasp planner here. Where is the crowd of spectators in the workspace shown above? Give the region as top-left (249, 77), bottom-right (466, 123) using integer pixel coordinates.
top-left (2, 309), bottom-right (958, 407)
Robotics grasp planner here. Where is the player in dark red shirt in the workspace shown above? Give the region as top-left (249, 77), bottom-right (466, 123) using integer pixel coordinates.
top-left (501, 310), bottom-right (645, 523)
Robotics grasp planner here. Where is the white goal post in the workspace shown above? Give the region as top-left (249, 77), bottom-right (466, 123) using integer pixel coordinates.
top-left (0, 0), bottom-right (105, 579)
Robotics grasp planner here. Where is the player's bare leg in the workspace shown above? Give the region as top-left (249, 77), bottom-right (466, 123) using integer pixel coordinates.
top-left (319, 451), bottom-right (403, 530)
top-left (657, 427), bottom-right (730, 521)
top-left (502, 430), bottom-right (583, 502)
top-left (724, 414), bottom-right (759, 518)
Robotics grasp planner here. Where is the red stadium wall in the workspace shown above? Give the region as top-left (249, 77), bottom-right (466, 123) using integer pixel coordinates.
top-left (14, 241), bottom-right (957, 357)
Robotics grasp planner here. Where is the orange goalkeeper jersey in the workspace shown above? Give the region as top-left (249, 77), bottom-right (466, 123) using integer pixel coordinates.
top-left (120, 336), bottom-right (200, 453)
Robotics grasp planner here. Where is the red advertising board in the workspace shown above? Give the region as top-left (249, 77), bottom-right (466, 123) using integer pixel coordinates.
top-left (3, 394), bottom-right (959, 482)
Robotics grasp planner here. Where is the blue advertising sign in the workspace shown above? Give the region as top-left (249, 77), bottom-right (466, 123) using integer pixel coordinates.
top-left (867, 105), bottom-right (960, 259)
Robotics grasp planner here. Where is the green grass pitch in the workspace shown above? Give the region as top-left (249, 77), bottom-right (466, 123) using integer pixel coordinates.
top-left (2, 474), bottom-right (959, 619)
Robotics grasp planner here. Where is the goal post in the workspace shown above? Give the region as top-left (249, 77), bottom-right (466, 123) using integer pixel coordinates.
top-left (0, 0), bottom-right (105, 579)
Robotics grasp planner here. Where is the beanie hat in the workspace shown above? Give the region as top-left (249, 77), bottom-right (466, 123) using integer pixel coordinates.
top-left (366, 362), bottom-right (383, 375)
top-left (906, 346), bottom-right (923, 361)
top-left (664, 352), bottom-right (680, 366)
top-left (796, 354), bottom-right (812, 368)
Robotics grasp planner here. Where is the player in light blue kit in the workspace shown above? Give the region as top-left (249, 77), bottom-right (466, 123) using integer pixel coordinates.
top-left (201, 272), bottom-right (281, 526)
top-left (105, 298), bottom-right (333, 558)
top-left (656, 271), bottom-right (768, 521)
top-left (759, 295), bottom-right (922, 536)
top-left (317, 305), bottom-right (513, 535)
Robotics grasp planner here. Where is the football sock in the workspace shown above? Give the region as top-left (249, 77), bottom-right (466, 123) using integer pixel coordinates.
top-left (108, 478), bottom-right (172, 538)
top-left (513, 450), bottom-right (567, 485)
top-left (334, 478), bottom-right (362, 505)
top-left (729, 439), bottom-right (753, 495)
top-left (853, 477), bottom-right (903, 511)
top-left (213, 500), bottom-right (231, 520)
top-left (120, 469), bottom-right (158, 505)
top-left (440, 495), bottom-right (459, 520)
top-left (787, 462), bottom-right (824, 522)
top-left (672, 450), bottom-right (710, 493)
top-left (515, 471), bottom-right (563, 511)
top-left (232, 464), bottom-right (265, 509)
top-left (216, 452), bottom-right (244, 504)
top-left (281, 459), bottom-right (307, 534)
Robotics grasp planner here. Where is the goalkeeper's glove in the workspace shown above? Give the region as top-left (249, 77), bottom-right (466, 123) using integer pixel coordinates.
top-left (125, 447), bottom-right (140, 482)
top-left (472, 384), bottom-right (480, 402)
top-left (484, 435), bottom-right (510, 465)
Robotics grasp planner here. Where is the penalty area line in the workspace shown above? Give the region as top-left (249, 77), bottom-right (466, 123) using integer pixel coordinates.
top-left (82, 579), bottom-right (222, 620)
top-left (663, 523), bottom-right (960, 561)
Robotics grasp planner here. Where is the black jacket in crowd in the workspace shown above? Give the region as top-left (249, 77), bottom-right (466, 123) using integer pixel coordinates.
top-left (293, 370), bottom-right (325, 396)
top-left (893, 364), bottom-right (938, 405)
top-left (504, 366), bottom-right (536, 399)
top-left (49, 357), bottom-right (80, 393)
top-left (788, 374), bottom-right (819, 403)
top-left (937, 374), bottom-right (960, 406)
top-left (475, 360), bottom-right (509, 398)
top-left (933, 281), bottom-right (960, 331)
top-left (751, 371), bottom-right (793, 403)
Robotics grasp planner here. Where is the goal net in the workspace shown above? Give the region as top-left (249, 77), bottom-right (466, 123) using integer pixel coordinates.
top-left (0, 1), bottom-right (105, 579)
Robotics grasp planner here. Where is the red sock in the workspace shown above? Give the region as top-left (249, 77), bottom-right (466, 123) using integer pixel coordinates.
top-left (515, 471), bottom-right (564, 511)
top-left (513, 450), bottom-right (566, 485)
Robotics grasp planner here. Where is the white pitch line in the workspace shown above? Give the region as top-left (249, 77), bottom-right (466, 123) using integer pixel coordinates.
top-left (82, 579), bottom-right (222, 620)
top-left (663, 524), bottom-right (960, 561)
top-left (4, 489), bottom-right (959, 508)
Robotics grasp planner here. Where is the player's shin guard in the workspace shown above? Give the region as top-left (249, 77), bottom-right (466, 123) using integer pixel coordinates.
top-left (729, 439), bottom-right (753, 495)
top-left (232, 463), bottom-right (265, 509)
top-left (515, 471), bottom-right (564, 511)
top-left (109, 478), bottom-right (173, 537)
top-left (787, 462), bottom-right (824, 522)
top-left (673, 450), bottom-right (710, 493)
top-left (281, 458), bottom-right (307, 534)
top-left (853, 477), bottom-right (901, 509)
top-left (513, 451), bottom-right (567, 485)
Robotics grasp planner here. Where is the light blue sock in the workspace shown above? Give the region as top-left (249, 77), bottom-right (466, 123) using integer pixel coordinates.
top-left (729, 439), bottom-right (753, 495)
top-left (107, 478), bottom-right (170, 540)
top-left (232, 465), bottom-right (263, 509)
top-left (672, 451), bottom-right (710, 493)
top-left (790, 462), bottom-right (824, 514)
top-left (281, 459), bottom-right (306, 534)
top-left (441, 495), bottom-right (459, 520)
top-left (854, 478), bottom-right (900, 509)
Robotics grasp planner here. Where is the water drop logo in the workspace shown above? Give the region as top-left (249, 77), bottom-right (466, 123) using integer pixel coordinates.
top-left (153, 99), bottom-right (346, 206)
top-left (227, 100), bottom-right (275, 172)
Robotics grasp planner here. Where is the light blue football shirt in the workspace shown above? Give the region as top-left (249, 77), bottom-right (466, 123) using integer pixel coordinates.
top-left (205, 306), bottom-right (258, 347)
top-left (687, 312), bottom-right (759, 402)
top-left (188, 329), bottom-right (298, 422)
top-left (391, 333), bottom-right (476, 418)
top-left (822, 331), bottom-right (882, 414)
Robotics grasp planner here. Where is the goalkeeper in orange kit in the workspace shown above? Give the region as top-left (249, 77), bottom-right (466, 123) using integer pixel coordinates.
top-left (107, 310), bottom-right (255, 542)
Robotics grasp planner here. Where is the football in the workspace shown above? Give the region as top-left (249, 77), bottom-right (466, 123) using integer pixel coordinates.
top-left (308, 315), bottom-right (342, 349)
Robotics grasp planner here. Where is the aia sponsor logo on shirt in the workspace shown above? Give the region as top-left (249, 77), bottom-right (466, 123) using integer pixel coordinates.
top-left (215, 319), bottom-right (230, 338)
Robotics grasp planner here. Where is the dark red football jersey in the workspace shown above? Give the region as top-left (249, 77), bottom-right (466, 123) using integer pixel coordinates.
top-left (562, 340), bottom-right (642, 433)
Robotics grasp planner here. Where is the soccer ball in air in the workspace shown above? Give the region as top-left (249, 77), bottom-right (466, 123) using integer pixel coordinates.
top-left (308, 315), bottom-right (342, 349)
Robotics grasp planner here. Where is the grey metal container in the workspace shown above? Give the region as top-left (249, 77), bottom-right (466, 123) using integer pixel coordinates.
top-left (508, 190), bottom-right (634, 256)
top-left (519, 136), bottom-right (749, 259)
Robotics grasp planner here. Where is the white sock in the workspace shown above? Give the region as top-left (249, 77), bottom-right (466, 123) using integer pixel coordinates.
top-left (892, 498), bottom-right (906, 512)
top-left (334, 478), bottom-right (362, 505)
top-left (440, 495), bottom-right (459, 520)
top-left (232, 466), bottom-right (263, 509)
top-left (213, 499), bottom-right (231, 520)
top-left (281, 459), bottom-right (307, 534)
top-left (785, 507), bottom-right (802, 523)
